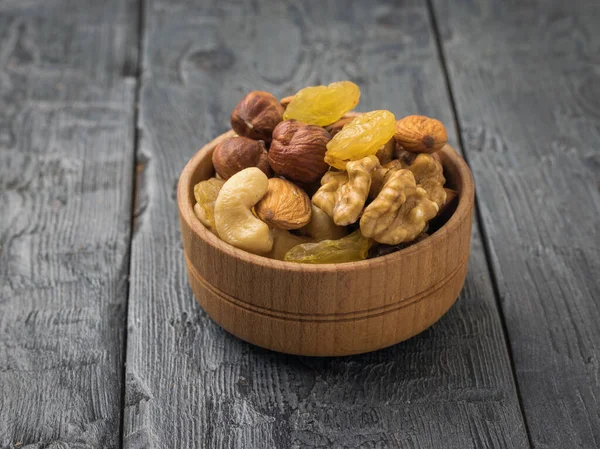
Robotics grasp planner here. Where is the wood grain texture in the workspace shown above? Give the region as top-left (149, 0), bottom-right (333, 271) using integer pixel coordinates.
top-left (125, 0), bottom-right (530, 447)
top-left (179, 137), bottom-right (474, 356)
top-left (0, 0), bottom-right (138, 447)
top-left (431, 0), bottom-right (600, 447)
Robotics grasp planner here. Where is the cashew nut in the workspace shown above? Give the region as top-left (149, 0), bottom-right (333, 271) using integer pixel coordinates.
top-left (300, 204), bottom-right (348, 242)
top-left (214, 167), bottom-right (273, 254)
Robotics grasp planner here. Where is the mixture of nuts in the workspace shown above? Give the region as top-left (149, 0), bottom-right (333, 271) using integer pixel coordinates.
top-left (193, 81), bottom-right (459, 264)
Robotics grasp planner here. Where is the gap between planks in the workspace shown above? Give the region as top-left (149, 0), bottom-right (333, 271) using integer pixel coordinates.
top-left (119, 0), bottom-right (147, 447)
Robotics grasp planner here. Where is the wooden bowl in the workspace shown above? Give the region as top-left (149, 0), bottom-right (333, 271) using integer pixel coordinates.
top-left (178, 132), bottom-right (474, 357)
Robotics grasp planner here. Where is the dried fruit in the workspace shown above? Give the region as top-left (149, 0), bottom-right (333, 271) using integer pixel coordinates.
top-left (194, 178), bottom-right (226, 230)
top-left (284, 230), bottom-right (371, 264)
top-left (214, 168), bottom-right (273, 254)
top-left (212, 136), bottom-right (272, 180)
top-left (231, 91), bottom-right (284, 142)
top-left (409, 153), bottom-right (446, 207)
top-left (283, 81), bottom-right (360, 126)
top-left (268, 120), bottom-right (330, 184)
top-left (325, 115), bottom-right (354, 137)
top-left (325, 110), bottom-right (396, 170)
top-left (368, 232), bottom-right (429, 258)
top-left (394, 115), bottom-right (447, 153)
top-left (267, 228), bottom-right (313, 260)
top-left (255, 178), bottom-right (311, 230)
top-left (360, 169), bottom-right (439, 245)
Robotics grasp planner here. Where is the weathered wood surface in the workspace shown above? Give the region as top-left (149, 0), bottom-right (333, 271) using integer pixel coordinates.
top-left (431, 0), bottom-right (600, 447)
top-left (124, 0), bottom-right (530, 447)
top-left (0, 0), bottom-right (137, 447)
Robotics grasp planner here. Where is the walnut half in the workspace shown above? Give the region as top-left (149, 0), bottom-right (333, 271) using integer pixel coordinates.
top-left (360, 169), bottom-right (439, 245)
top-left (409, 153), bottom-right (446, 208)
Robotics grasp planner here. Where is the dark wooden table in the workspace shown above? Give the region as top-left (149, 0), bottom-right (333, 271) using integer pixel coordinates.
top-left (1, 0), bottom-right (598, 448)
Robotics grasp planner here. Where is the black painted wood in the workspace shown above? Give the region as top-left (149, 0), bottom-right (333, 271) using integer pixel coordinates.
top-left (124, 1), bottom-right (530, 448)
top-left (0, 0), bottom-right (138, 447)
top-left (431, 0), bottom-right (600, 447)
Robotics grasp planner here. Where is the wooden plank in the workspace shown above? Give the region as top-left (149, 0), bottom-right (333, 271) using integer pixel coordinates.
top-left (124, 0), bottom-right (530, 447)
top-left (430, 0), bottom-right (600, 446)
top-left (0, 1), bottom-right (138, 447)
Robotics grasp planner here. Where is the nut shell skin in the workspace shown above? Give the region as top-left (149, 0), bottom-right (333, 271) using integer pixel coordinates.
top-left (394, 115), bottom-right (448, 153)
top-left (255, 178), bottom-right (312, 230)
top-left (230, 91), bottom-right (284, 142)
top-left (268, 120), bottom-right (330, 184)
top-left (212, 136), bottom-right (272, 180)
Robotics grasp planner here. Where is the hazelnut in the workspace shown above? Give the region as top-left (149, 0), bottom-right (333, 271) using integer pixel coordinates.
top-left (394, 115), bottom-right (448, 153)
top-left (212, 136), bottom-right (272, 180)
top-left (280, 95), bottom-right (295, 109)
top-left (255, 178), bottom-right (311, 230)
top-left (230, 91), bottom-right (284, 142)
top-left (268, 120), bottom-right (330, 184)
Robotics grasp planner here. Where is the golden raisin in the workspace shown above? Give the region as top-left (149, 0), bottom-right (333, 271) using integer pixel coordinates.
top-left (283, 81), bottom-right (360, 126)
top-left (325, 110), bottom-right (396, 170)
top-left (193, 178), bottom-right (226, 229)
top-left (283, 230), bottom-right (372, 264)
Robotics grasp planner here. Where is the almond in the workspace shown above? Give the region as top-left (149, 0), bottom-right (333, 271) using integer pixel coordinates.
top-left (255, 178), bottom-right (312, 230)
top-left (394, 115), bottom-right (448, 153)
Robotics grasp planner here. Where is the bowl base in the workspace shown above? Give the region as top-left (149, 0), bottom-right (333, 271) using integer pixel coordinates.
top-left (185, 252), bottom-right (468, 356)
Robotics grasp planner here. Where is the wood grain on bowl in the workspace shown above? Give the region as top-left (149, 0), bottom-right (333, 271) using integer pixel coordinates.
top-left (178, 132), bottom-right (474, 356)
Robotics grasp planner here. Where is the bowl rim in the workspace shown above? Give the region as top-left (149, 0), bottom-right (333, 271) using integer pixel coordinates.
top-left (178, 128), bottom-right (474, 273)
